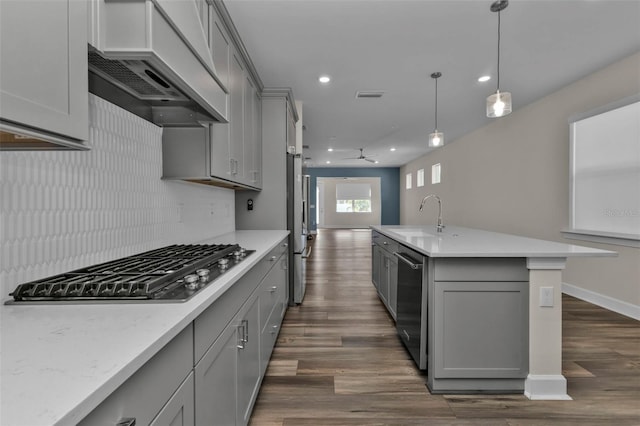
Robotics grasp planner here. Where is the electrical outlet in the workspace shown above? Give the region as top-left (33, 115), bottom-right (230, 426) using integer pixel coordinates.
top-left (540, 287), bottom-right (554, 307)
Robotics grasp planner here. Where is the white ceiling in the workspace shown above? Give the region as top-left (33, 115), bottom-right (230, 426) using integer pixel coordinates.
top-left (223, 0), bottom-right (640, 168)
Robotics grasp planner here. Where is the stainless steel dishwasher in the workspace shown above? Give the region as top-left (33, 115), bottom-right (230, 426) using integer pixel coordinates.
top-left (394, 248), bottom-right (427, 370)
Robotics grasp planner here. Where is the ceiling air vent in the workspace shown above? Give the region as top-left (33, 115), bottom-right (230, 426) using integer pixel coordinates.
top-left (355, 91), bottom-right (385, 99)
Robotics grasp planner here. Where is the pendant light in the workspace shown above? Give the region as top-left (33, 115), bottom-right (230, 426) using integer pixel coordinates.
top-left (429, 72), bottom-right (444, 148)
top-left (486, 0), bottom-right (512, 118)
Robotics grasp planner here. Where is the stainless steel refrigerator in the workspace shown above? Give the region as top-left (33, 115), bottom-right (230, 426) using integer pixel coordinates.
top-left (286, 152), bottom-right (309, 304)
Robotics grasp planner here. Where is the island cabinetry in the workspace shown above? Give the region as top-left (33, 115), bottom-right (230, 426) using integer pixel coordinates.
top-left (194, 238), bottom-right (288, 425)
top-left (78, 325), bottom-right (195, 426)
top-left (428, 258), bottom-right (529, 393)
top-left (371, 231), bottom-right (399, 320)
top-left (0, 0), bottom-right (88, 150)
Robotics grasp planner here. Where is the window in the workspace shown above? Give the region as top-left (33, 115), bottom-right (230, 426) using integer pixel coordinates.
top-left (432, 163), bottom-right (441, 184)
top-left (405, 173), bottom-right (412, 189)
top-left (336, 183), bottom-right (372, 213)
top-left (417, 169), bottom-right (425, 187)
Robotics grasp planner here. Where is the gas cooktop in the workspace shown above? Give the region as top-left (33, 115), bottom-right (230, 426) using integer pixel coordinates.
top-left (6, 243), bottom-right (254, 304)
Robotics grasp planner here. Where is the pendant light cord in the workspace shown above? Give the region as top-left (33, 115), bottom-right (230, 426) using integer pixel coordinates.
top-left (434, 77), bottom-right (438, 129)
top-left (496, 9), bottom-right (501, 91)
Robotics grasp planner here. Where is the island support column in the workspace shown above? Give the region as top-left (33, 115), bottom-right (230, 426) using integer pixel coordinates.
top-left (525, 257), bottom-right (572, 400)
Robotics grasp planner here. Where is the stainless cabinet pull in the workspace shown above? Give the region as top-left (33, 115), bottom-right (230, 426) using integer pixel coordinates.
top-left (270, 325), bottom-right (278, 334)
top-left (237, 322), bottom-right (246, 349)
top-left (116, 418), bottom-right (136, 426)
top-left (270, 255), bottom-right (277, 261)
top-left (270, 286), bottom-right (277, 293)
top-left (242, 319), bottom-right (249, 343)
top-left (393, 252), bottom-right (423, 269)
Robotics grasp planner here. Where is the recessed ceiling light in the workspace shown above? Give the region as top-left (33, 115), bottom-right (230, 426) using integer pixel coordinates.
top-left (374, 160), bottom-right (379, 164)
top-left (327, 148), bottom-right (333, 152)
top-left (390, 147), bottom-right (396, 152)
top-left (478, 75), bottom-right (491, 82)
top-left (319, 75), bottom-right (331, 84)
top-left (326, 160), bottom-right (331, 164)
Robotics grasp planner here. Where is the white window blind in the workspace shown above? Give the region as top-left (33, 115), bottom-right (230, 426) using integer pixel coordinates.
top-left (336, 183), bottom-right (371, 200)
top-left (567, 96), bottom-right (640, 245)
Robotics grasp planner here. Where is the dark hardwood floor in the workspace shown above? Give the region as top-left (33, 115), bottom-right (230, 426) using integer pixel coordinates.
top-left (249, 229), bottom-right (640, 425)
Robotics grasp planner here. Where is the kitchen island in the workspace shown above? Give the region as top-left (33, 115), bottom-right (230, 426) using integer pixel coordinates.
top-left (371, 225), bottom-right (616, 400)
top-left (0, 230), bottom-right (289, 426)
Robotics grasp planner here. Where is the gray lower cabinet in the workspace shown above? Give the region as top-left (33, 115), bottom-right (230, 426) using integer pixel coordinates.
top-left (150, 373), bottom-right (195, 426)
top-left (80, 239), bottom-right (288, 426)
top-left (194, 322), bottom-right (238, 426)
top-left (236, 296), bottom-right (261, 425)
top-left (194, 296), bottom-right (262, 426)
top-left (78, 325), bottom-right (194, 426)
top-left (259, 257), bottom-right (288, 374)
top-left (194, 238), bottom-right (288, 425)
top-left (427, 257), bottom-right (529, 393)
top-left (371, 231), bottom-right (398, 320)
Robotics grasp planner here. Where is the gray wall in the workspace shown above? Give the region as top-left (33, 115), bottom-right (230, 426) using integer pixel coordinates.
top-left (400, 52), bottom-right (640, 314)
top-left (306, 167), bottom-right (400, 231)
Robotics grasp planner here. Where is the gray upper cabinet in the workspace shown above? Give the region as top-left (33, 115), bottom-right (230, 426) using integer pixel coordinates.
top-left (163, 4), bottom-right (263, 190)
top-left (235, 93), bottom-right (298, 230)
top-left (229, 51), bottom-right (246, 183)
top-left (0, 0), bottom-right (88, 150)
top-left (245, 77), bottom-right (262, 187)
top-left (210, 9), bottom-right (231, 105)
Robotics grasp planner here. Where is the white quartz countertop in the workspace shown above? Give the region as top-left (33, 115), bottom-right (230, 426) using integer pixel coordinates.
top-left (372, 225), bottom-right (617, 258)
top-left (0, 230), bottom-right (289, 426)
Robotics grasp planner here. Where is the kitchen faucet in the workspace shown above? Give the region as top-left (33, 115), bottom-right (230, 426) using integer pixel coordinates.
top-left (418, 194), bottom-right (444, 232)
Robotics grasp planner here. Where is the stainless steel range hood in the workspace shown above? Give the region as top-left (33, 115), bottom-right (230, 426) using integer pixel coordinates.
top-left (88, 0), bottom-right (228, 127)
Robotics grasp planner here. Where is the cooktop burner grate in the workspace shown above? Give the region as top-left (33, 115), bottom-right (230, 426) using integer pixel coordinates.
top-left (7, 243), bottom-right (254, 304)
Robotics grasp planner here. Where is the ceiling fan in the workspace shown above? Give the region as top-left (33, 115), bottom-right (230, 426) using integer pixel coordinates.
top-left (343, 148), bottom-right (377, 163)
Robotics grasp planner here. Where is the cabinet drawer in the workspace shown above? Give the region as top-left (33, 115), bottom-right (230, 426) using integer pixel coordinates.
top-left (433, 258), bottom-right (528, 282)
top-left (78, 324), bottom-right (193, 426)
top-left (260, 300), bottom-right (283, 374)
top-left (194, 239), bottom-right (287, 362)
top-left (259, 258), bottom-right (287, 333)
top-left (194, 264), bottom-right (262, 362)
top-left (373, 232), bottom-right (399, 254)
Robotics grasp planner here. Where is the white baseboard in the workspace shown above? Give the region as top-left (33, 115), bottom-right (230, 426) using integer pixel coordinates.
top-left (562, 283), bottom-right (640, 321)
top-left (524, 375), bottom-right (572, 400)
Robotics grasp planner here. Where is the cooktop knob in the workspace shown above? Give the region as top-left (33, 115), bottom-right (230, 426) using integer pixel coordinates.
top-left (184, 274), bottom-right (199, 290)
top-left (196, 269), bottom-right (210, 281)
top-left (218, 258), bottom-right (230, 269)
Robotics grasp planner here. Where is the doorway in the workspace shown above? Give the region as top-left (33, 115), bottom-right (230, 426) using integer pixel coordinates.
top-left (316, 177), bottom-right (381, 229)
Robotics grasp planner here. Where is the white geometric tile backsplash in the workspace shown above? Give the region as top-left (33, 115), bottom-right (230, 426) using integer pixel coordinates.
top-left (0, 95), bottom-right (235, 302)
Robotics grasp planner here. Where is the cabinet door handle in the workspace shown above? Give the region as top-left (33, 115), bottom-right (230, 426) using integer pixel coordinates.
top-left (270, 286), bottom-right (277, 293)
top-left (270, 325), bottom-right (278, 334)
top-left (237, 322), bottom-right (246, 349)
top-left (116, 418), bottom-right (136, 426)
top-left (242, 319), bottom-right (249, 343)
top-left (269, 255), bottom-right (277, 261)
